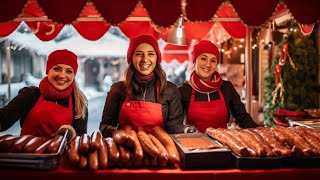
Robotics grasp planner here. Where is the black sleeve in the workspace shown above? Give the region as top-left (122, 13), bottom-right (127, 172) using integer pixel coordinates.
top-left (72, 105), bottom-right (88, 136)
top-left (225, 82), bottom-right (259, 128)
top-left (100, 82), bottom-right (124, 133)
top-left (178, 82), bottom-right (192, 115)
top-left (0, 86), bottom-right (39, 131)
top-left (165, 82), bottom-right (186, 134)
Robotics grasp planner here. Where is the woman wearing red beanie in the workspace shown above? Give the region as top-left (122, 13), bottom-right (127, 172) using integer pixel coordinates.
top-left (178, 40), bottom-right (259, 132)
top-left (100, 34), bottom-right (192, 136)
top-left (0, 49), bottom-right (88, 138)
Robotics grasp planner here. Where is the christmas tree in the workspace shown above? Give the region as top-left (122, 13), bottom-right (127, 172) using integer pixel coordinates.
top-left (263, 25), bottom-right (319, 126)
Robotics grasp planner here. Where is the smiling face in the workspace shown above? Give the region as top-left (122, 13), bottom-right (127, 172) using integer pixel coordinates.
top-left (47, 64), bottom-right (75, 91)
top-left (194, 53), bottom-right (218, 81)
top-left (132, 43), bottom-right (157, 76)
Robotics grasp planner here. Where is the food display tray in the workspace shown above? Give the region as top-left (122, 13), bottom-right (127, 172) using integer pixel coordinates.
top-left (0, 131), bottom-right (68, 170)
top-left (284, 156), bottom-right (320, 168)
top-left (171, 133), bottom-right (232, 169)
top-left (232, 153), bottom-right (283, 169)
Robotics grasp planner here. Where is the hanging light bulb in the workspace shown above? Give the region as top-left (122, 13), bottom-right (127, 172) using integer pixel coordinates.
top-left (167, 15), bottom-right (186, 46)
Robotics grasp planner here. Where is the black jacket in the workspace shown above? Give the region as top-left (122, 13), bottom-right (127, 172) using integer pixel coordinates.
top-left (0, 86), bottom-right (88, 136)
top-left (178, 81), bottom-right (259, 128)
top-left (100, 75), bottom-right (186, 134)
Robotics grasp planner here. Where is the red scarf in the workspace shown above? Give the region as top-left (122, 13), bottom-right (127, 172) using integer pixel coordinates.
top-left (188, 71), bottom-right (223, 93)
top-left (135, 71), bottom-right (155, 81)
top-left (39, 77), bottom-right (74, 100)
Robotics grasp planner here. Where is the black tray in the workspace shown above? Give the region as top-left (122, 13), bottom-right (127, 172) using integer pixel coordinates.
top-left (0, 131), bottom-right (68, 170)
top-left (171, 133), bottom-right (232, 169)
top-left (284, 156), bottom-right (320, 168)
top-left (232, 153), bottom-right (283, 169)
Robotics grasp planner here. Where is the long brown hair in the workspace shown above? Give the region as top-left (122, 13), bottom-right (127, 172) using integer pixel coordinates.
top-left (73, 81), bottom-right (87, 119)
top-left (124, 63), bottom-right (167, 102)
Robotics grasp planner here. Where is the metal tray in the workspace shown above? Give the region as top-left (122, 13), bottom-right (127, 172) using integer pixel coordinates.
top-left (0, 131), bottom-right (68, 170)
top-left (231, 153), bottom-right (283, 169)
top-left (171, 133), bottom-right (232, 169)
top-left (284, 156), bottom-right (320, 168)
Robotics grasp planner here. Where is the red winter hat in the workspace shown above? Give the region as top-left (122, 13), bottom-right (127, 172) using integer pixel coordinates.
top-left (46, 49), bottom-right (78, 74)
top-left (126, 34), bottom-right (161, 64)
top-left (192, 40), bottom-right (220, 63)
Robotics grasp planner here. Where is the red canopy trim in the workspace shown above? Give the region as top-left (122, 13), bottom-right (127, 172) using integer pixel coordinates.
top-left (216, 3), bottom-right (246, 39)
top-left (142, 0), bottom-right (181, 28)
top-left (0, 0), bottom-right (28, 22)
top-left (26, 22), bottom-right (64, 41)
top-left (230, 0), bottom-right (278, 26)
top-left (185, 0), bottom-right (221, 22)
top-left (184, 22), bottom-right (214, 40)
top-left (299, 24), bottom-right (315, 36)
top-left (0, 22), bottom-right (21, 38)
top-left (37, 0), bottom-right (87, 24)
top-left (119, 21), bottom-right (159, 39)
top-left (91, 0), bottom-right (139, 25)
top-left (73, 22), bottom-right (111, 41)
top-left (283, 0), bottom-right (320, 25)
top-left (23, 0), bottom-right (45, 17)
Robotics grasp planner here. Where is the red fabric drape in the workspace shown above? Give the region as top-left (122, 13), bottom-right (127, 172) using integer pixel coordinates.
top-left (0, 0), bottom-right (27, 22)
top-left (73, 22), bottom-right (111, 41)
top-left (119, 21), bottom-right (159, 39)
top-left (0, 22), bottom-right (21, 37)
top-left (142, 0), bottom-right (181, 28)
top-left (284, 0), bottom-right (320, 24)
top-left (162, 41), bottom-right (191, 63)
top-left (26, 22), bottom-right (64, 41)
top-left (92, 0), bottom-right (139, 25)
top-left (184, 22), bottom-right (214, 40)
top-left (230, 0), bottom-right (278, 26)
top-left (216, 3), bottom-right (246, 39)
top-left (37, 0), bottom-right (87, 24)
top-left (185, 0), bottom-right (221, 21)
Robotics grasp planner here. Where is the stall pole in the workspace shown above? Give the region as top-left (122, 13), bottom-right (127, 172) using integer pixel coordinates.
top-left (245, 26), bottom-right (253, 115)
top-left (5, 40), bottom-right (11, 100)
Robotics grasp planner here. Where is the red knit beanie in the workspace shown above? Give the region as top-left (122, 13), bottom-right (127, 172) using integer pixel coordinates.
top-left (46, 49), bottom-right (78, 74)
top-left (192, 40), bottom-right (220, 63)
top-left (126, 34), bottom-right (161, 64)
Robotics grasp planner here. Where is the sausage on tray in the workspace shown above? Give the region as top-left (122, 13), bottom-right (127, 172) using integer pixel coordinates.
top-left (0, 135), bottom-right (21, 151)
top-left (34, 139), bottom-right (53, 154)
top-left (150, 126), bottom-right (180, 164)
top-left (148, 134), bottom-right (169, 167)
top-left (68, 136), bottom-right (80, 164)
top-left (98, 138), bottom-right (108, 169)
top-left (137, 129), bottom-right (160, 158)
top-left (112, 130), bottom-right (128, 145)
top-left (206, 128), bottom-right (249, 157)
top-left (104, 137), bottom-right (120, 162)
top-left (90, 131), bottom-right (102, 151)
top-left (10, 135), bottom-right (34, 153)
top-left (47, 135), bottom-right (63, 153)
top-left (79, 134), bottom-right (90, 154)
top-left (88, 150), bottom-right (99, 171)
top-left (23, 136), bottom-right (47, 153)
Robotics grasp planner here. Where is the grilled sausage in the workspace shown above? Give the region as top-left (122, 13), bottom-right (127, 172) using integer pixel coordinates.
top-left (47, 135), bottom-right (63, 153)
top-left (119, 144), bottom-right (130, 163)
top-left (0, 134), bottom-right (12, 141)
top-left (104, 137), bottom-right (120, 162)
top-left (90, 131), bottom-right (102, 151)
top-left (148, 134), bottom-right (169, 167)
top-left (88, 150), bottom-right (99, 171)
top-left (112, 130), bottom-right (128, 145)
top-left (10, 135), bottom-right (34, 153)
top-left (206, 128), bottom-right (250, 157)
top-left (34, 139), bottom-right (53, 154)
top-left (150, 126), bottom-right (180, 164)
top-left (98, 138), bottom-right (108, 169)
top-left (24, 136), bottom-right (47, 153)
top-left (0, 135), bottom-right (20, 151)
top-left (68, 136), bottom-right (80, 164)
top-left (128, 129), bottom-right (143, 160)
top-left (79, 134), bottom-right (90, 154)
top-left (137, 129), bottom-right (160, 158)
top-left (79, 154), bottom-right (88, 169)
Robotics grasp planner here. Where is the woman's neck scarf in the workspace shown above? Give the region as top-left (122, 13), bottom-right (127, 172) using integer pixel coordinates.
top-left (188, 71), bottom-right (223, 93)
top-left (39, 76), bottom-right (74, 100)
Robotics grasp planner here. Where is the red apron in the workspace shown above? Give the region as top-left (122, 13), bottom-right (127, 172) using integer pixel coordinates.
top-left (118, 91), bottom-right (163, 132)
top-left (20, 95), bottom-right (73, 138)
top-left (187, 88), bottom-right (228, 132)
